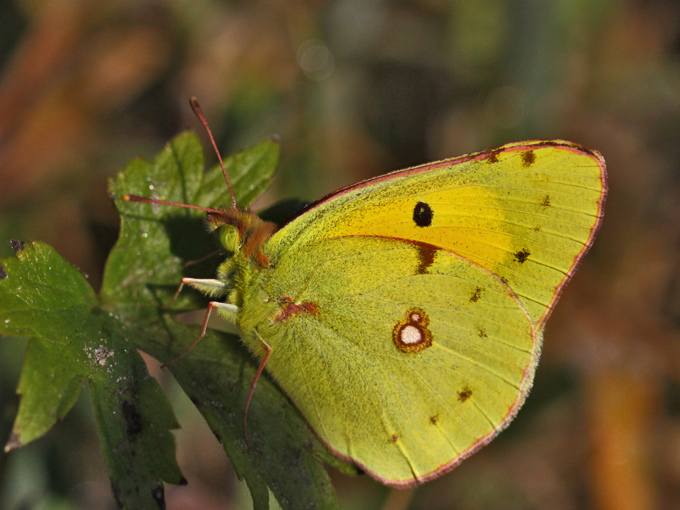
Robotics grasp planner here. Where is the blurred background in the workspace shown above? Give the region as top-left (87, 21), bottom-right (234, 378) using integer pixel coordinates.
top-left (0, 0), bottom-right (679, 508)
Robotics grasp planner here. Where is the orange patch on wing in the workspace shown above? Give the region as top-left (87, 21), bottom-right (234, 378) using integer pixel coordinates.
top-left (274, 297), bottom-right (319, 322)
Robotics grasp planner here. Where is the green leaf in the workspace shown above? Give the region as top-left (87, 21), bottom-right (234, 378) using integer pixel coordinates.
top-left (201, 135), bottom-right (281, 208)
top-left (0, 242), bottom-right (183, 509)
top-left (105, 132), bottom-right (347, 509)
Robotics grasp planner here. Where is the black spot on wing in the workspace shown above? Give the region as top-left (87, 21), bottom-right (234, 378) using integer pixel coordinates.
top-left (413, 201), bottom-right (433, 227)
top-left (478, 328), bottom-right (488, 338)
top-left (514, 248), bottom-right (531, 264)
top-left (470, 286), bottom-right (483, 302)
top-left (521, 150), bottom-right (535, 167)
top-left (541, 195), bottom-right (551, 207)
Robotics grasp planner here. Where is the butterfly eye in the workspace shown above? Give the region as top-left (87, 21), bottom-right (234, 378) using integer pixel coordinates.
top-left (218, 225), bottom-right (241, 252)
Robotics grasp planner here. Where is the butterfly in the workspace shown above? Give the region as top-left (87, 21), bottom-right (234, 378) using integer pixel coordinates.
top-left (124, 100), bottom-right (607, 487)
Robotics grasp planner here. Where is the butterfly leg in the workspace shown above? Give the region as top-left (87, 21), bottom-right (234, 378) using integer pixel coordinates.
top-left (164, 277), bottom-right (229, 309)
top-left (162, 300), bottom-right (237, 367)
top-left (243, 329), bottom-right (272, 447)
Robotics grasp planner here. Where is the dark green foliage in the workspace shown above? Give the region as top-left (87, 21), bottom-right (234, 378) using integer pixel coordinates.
top-left (0, 132), bottom-right (349, 509)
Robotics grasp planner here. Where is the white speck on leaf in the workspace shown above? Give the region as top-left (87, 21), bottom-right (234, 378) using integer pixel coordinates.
top-left (85, 345), bottom-right (115, 366)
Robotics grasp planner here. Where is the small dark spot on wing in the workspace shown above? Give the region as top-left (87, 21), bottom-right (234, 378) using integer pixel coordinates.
top-left (521, 150), bottom-right (535, 167)
top-left (470, 286), bottom-right (483, 302)
top-left (487, 150), bottom-right (501, 163)
top-left (514, 248), bottom-right (531, 264)
top-left (458, 387), bottom-right (473, 402)
top-left (478, 328), bottom-right (488, 338)
top-left (541, 195), bottom-right (551, 207)
top-left (429, 415), bottom-right (439, 425)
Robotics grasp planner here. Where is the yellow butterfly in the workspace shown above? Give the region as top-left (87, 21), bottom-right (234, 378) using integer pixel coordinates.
top-left (126, 109), bottom-right (606, 487)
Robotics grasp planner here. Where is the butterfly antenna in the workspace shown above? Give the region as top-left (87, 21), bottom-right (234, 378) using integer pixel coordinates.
top-left (190, 97), bottom-right (238, 209)
top-left (121, 194), bottom-right (223, 214)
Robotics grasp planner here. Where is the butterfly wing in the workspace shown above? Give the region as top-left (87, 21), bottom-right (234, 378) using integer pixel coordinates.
top-left (241, 235), bottom-right (536, 486)
top-left (238, 140), bottom-right (606, 485)
top-left (265, 140), bottom-right (607, 327)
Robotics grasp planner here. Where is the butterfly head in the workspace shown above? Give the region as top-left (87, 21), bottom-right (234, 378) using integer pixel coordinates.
top-left (207, 207), bottom-right (277, 268)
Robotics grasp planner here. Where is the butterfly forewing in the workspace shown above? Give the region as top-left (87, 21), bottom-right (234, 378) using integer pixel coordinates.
top-left (266, 141), bottom-right (606, 328)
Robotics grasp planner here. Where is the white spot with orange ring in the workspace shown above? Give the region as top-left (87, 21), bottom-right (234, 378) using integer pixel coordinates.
top-left (393, 307), bottom-right (433, 353)
top-left (400, 325), bottom-right (423, 344)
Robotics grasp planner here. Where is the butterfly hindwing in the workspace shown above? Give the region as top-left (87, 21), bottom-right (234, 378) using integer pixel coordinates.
top-left (239, 236), bottom-right (537, 485)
